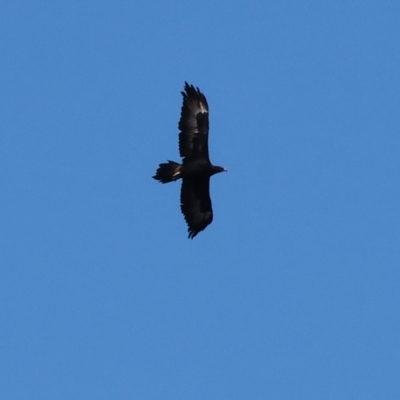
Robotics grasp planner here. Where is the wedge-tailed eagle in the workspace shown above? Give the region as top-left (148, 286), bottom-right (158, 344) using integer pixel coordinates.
top-left (153, 82), bottom-right (226, 239)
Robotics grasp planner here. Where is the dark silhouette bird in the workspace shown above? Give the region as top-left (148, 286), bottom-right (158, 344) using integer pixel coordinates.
top-left (153, 82), bottom-right (226, 239)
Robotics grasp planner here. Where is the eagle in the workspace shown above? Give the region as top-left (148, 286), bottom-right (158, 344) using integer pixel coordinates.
top-left (152, 82), bottom-right (226, 239)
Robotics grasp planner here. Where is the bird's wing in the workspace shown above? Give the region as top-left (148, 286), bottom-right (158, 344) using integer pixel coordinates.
top-left (178, 82), bottom-right (210, 162)
top-left (180, 176), bottom-right (213, 238)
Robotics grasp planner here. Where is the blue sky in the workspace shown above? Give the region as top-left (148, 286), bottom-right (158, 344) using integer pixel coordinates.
top-left (1, 1), bottom-right (399, 399)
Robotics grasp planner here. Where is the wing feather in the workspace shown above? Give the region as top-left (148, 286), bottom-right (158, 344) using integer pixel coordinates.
top-left (180, 176), bottom-right (213, 239)
top-left (178, 82), bottom-right (210, 161)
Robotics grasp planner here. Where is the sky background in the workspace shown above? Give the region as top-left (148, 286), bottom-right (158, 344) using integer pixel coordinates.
top-left (1, 1), bottom-right (400, 399)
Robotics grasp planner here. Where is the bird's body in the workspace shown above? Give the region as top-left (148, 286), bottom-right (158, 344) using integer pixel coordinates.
top-left (153, 82), bottom-right (226, 239)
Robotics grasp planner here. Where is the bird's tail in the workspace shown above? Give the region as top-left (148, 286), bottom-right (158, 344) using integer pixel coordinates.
top-left (152, 160), bottom-right (182, 183)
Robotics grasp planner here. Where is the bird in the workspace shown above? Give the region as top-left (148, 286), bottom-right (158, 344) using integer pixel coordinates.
top-left (153, 82), bottom-right (226, 239)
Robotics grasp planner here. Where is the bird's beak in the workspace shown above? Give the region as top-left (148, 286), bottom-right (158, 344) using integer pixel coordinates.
top-left (223, 168), bottom-right (228, 172)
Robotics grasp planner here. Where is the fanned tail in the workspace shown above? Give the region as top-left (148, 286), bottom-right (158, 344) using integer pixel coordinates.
top-left (152, 161), bottom-right (182, 183)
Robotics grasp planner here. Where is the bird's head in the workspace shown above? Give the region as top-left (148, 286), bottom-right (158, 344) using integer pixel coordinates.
top-left (212, 166), bottom-right (227, 175)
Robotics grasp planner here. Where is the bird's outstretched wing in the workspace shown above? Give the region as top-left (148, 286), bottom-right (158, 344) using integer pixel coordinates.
top-left (180, 176), bottom-right (213, 239)
top-left (178, 82), bottom-right (210, 162)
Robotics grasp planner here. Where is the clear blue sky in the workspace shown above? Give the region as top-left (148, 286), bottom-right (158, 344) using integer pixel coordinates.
top-left (1, 1), bottom-right (399, 399)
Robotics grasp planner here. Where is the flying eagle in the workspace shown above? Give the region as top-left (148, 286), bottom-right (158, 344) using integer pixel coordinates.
top-left (153, 82), bottom-right (226, 239)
